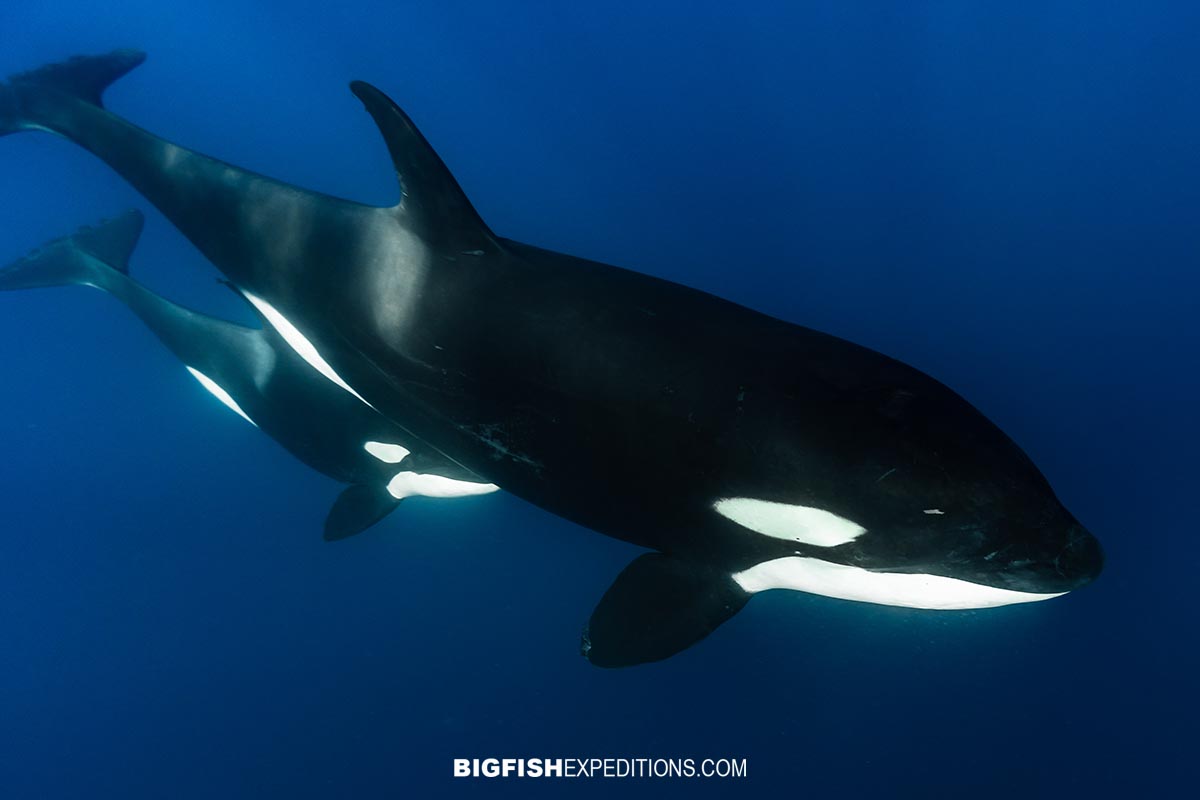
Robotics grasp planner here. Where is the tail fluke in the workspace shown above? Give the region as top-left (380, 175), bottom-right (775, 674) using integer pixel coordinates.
top-left (1, 50), bottom-right (146, 136)
top-left (68, 209), bottom-right (143, 273)
top-left (0, 210), bottom-right (144, 292)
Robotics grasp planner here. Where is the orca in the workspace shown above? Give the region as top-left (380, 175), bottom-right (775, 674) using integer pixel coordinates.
top-left (0, 211), bottom-right (498, 541)
top-left (0, 52), bottom-right (1103, 667)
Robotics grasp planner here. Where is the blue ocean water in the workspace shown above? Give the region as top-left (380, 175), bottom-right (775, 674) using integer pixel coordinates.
top-left (0, 2), bottom-right (1195, 797)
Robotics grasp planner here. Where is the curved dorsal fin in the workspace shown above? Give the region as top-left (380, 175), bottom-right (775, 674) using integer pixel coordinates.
top-left (350, 80), bottom-right (495, 252)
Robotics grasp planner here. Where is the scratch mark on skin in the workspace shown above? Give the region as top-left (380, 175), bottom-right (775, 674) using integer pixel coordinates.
top-left (467, 423), bottom-right (545, 470)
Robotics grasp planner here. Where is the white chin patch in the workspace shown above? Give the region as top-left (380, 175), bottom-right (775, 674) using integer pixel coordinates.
top-left (363, 441), bottom-right (411, 464)
top-left (714, 497), bottom-right (866, 547)
top-left (241, 291), bottom-right (373, 408)
top-left (186, 367), bottom-right (256, 427)
top-left (385, 471), bottom-right (500, 501)
top-left (731, 556), bottom-right (1066, 610)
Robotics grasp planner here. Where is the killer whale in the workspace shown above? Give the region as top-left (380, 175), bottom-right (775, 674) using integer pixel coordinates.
top-left (1, 52), bottom-right (1103, 667)
top-left (0, 211), bottom-right (498, 540)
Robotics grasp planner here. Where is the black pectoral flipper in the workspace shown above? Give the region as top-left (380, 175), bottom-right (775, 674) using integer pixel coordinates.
top-left (582, 553), bottom-right (750, 668)
top-left (324, 484), bottom-right (402, 542)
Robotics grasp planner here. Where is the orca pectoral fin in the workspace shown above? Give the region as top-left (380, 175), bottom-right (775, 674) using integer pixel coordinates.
top-left (323, 484), bottom-right (401, 542)
top-left (582, 553), bottom-right (750, 668)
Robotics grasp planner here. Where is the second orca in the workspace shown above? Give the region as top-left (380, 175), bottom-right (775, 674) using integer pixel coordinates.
top-left (0, 211), bottom-right (498, 540)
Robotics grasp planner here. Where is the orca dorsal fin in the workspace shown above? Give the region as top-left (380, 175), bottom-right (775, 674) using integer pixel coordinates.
top-left (582, 553), bottom-right (750, 668)
top-left (324, 484), bottom-right (401, 541)
top-left (70, 209), bottom-right (144, 274)
top-left (349, 80), bottom-right (495, 250)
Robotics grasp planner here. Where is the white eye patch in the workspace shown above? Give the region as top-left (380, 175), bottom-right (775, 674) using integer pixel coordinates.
top-left (363, 441), bottom-right (411, 463)
top-left (713, 498), bottom-right (866, 547)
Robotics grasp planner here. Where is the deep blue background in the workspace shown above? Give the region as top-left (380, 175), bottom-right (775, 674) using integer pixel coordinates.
top-left (0, 2), bottom-right (1195, 798)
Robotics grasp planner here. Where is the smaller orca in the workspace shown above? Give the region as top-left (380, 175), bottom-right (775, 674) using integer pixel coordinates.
top-left (0, 212), bottom-right (499, 539)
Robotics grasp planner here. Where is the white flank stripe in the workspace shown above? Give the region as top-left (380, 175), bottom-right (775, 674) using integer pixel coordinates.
top-left (242, 291), bottom-right (373, 408)
top-left (731, 556), bottom-right (1067, 610)
top-left (714, 497), bottom-right (866, 547)
top-left (186, 367), bottom-right (256, 427)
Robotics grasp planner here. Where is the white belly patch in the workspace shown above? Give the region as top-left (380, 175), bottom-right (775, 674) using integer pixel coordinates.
top-left (732, 556), bottom-right (1066, 610)
top-left (363, 441), bottom-right (499, 501)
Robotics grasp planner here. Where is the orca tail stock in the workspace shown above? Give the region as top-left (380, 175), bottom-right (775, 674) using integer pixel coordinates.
top-left (0, 210), bottom-right (144, 293)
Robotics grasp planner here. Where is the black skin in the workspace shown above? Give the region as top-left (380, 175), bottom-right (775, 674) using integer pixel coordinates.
top-left (1, 51), bottom-right (1102, 594)
top-left (0, 212), bottom-right (487, 539)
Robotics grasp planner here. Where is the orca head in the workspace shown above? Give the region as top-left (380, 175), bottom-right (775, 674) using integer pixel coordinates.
top-left (849, 383), bottom-right (1105, 599)
top-left (840, 496), bottom-right (1106, 600)
top-left (717, 381), bottom-right (1104, 609)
